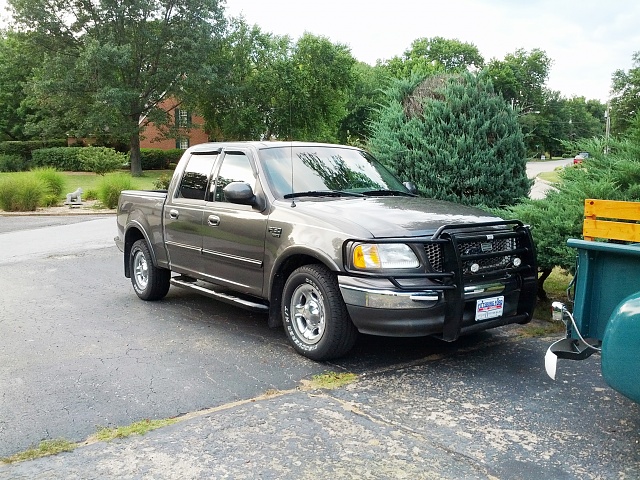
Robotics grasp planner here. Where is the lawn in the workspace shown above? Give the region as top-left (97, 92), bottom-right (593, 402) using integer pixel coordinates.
top-left (0, 169), bottom-right (173, 195)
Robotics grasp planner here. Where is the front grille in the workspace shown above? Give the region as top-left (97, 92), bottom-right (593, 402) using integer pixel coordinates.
top-left (424, 243), bottom-right (444, 272)
top-left (458, 237), bottom-right (519, 274)
top-left (423, 236), bottom-right (521, 275)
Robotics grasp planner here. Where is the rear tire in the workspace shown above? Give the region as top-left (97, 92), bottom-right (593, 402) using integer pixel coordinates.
top-left (130, 239), bottom-right (170, 301)
top-left (282, 264), bottom-right (358, 361)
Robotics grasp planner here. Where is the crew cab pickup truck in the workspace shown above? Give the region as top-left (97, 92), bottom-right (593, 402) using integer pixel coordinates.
top-left (116, 141), bottom-right (537, 360)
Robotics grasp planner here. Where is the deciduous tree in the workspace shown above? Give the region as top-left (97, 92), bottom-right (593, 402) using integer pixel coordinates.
top-left (9, 0), bottom-right (226, 175)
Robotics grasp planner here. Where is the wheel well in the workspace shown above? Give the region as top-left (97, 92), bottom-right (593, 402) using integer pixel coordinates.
top-left (123, 227), bottom-right (145, 278)
top-left (268, 254), bottom-right (331, 328)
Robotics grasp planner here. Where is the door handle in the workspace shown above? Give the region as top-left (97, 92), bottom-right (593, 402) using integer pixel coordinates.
top-left (207, 215), bottom-right (221, 227)
top-left (169, 209), bottom-right (179, 219)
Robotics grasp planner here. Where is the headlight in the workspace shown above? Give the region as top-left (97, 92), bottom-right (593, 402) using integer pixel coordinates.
top-left (352, 243), bottom-right (419, 270)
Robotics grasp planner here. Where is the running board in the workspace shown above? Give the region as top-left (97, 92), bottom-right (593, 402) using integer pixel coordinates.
top-left (170, 277), bottom-right (269, 313)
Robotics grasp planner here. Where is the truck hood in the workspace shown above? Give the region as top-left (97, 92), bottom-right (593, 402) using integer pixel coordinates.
top-left (290, 196), bottom-right (500, 238)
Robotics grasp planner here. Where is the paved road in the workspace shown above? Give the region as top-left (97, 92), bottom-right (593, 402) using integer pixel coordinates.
top-left (526, 158), bottom-right (573, 200)
top-left (1, 215), bottom-right (639, 479)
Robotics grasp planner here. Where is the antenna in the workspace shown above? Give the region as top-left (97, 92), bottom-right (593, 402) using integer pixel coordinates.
top-left (289, 99), bottom-right (296, 207)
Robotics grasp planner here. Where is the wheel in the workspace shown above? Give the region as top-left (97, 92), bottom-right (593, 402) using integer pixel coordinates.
top-left (282, 264), bottom-right (358, 360)
top-left (130, 239), bottom-right (170, 301)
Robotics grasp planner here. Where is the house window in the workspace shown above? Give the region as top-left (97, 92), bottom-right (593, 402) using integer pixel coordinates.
top-left (177, 137), bottom-right (190, 150)
top-left (176, 109), bottom-right (190, 128)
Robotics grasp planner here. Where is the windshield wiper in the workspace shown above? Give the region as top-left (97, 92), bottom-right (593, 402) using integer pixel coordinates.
top-left (361, 189), bottom-right (416, 197)
top-left (283, 190), bottom-right (364, 199)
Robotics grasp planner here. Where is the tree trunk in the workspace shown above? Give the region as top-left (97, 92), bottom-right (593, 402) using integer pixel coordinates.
top-left (537, 267), bottom-right (553, 301)
top-left (129, 129), bottom-right (142, 177)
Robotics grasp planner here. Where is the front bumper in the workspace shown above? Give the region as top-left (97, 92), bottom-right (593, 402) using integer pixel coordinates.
top-left (338, 220), bottom-right (537, 340)
top-left (338, 275), bottom-right (529, 338)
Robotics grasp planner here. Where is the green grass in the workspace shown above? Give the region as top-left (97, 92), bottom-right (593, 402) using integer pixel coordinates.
top-left (95, 418), bottom-right (178, 442)
top-left (0, 169), bottom-right (172, 194)
top-left (1, 439), bottom-right (75, 464)
top-left (307, 372), bottom-right (358, 390)
top-left (538, 170), bottom-right (561, 183)
top-left (0, 169), bottom-right (173, 210)
top-left (535, 268), bottom-right (573, 320)
top-left (2, 417), bottom-right (180, 464)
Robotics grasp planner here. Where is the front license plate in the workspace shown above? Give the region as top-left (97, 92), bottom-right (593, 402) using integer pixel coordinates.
top-left (475, 296), bottom-right (504, 321)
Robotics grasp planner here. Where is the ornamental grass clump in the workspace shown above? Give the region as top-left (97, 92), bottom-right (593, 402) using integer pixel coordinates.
top-left (98, 173), bottom-right (135, 209)
top-left (0, 173), bottom-right (45, 211)
top-left (32, 167), bottom-right (65, 206)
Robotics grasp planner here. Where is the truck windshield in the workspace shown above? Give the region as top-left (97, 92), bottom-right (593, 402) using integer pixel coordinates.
top-left (259, 146), bottom-right (409, 199)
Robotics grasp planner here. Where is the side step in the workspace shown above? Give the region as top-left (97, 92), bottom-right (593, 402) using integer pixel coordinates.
top-left (170, 277), bottom-right (269, 313)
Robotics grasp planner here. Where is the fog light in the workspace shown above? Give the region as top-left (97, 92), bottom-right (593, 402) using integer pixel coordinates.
top-left (513, 257), bottom-right (522, 267)
top-left (470, 263), bottom-right (480, 273)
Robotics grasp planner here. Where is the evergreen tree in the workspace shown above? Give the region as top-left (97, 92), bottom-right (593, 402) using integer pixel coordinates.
top-left (368, 72), bottom-right (530, 208)
top-left (498, 137), bottom-right (640, 298)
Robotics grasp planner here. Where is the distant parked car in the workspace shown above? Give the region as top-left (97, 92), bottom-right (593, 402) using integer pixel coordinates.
top-left (573, 152), bottom-right (589, 164)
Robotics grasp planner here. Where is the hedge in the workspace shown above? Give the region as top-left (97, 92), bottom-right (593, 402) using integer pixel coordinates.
top-left (0, 139), bottom-right (67, 160)
top-left (31, 147), bottom-right (86, 171)
top-left (140, 148), bottom-right (184, 170)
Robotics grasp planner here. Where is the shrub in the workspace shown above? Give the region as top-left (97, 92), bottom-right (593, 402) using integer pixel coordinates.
top-left (140, 148), bottom-right (184, 170)
top-left (84, 188), bottom-right (98, 201)
top-left (78, 146), bottom-right (128, 175)
top-left (0, 173), bottom-right (45, 211)
top-left (0, 139), bottom-right (67, 160)
top-left (0, 154), bottom-right (26, 172)
top-left (152, 173), bottom-right (172, 190)
top-left (32, 167), bottom-right (65, 206)
top-left (31, 147), bottom-right (85, 171)
top-left (368, 72), bottom-right (530, 208)
top-left (98, 174), bottom-right (135, 209)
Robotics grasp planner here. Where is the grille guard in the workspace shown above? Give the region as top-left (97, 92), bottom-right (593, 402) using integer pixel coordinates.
top-left (343, 220), bottom-right (538, 341)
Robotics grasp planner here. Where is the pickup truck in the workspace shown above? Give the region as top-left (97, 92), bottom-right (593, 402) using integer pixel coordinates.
top-left (116, 141), bottom-right (537, 360)
top-left (545, 199), bottom-right (640, 404)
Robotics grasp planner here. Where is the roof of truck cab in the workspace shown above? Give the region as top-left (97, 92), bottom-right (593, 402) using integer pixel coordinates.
top-left (186, 141), bottom-right (362, 154)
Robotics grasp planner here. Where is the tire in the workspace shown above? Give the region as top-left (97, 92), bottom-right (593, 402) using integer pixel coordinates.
top-left (130, 239), bottom-right (170, 301)
top-left (282, 264), bottom-right (358, 361)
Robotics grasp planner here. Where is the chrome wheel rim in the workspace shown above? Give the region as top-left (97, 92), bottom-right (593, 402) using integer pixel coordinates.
top-left (290, 284), bottom-right (325, 345)
top-left (133, 250), bottom-right (149, 290)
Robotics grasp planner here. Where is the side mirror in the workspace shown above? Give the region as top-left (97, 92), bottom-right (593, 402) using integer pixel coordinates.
top-left (223, 182), bottom-right (265, 210)
top-left (403, 181), bottom-right (418, 195)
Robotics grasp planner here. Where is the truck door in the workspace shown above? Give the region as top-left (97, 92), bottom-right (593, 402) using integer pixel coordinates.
top-left (164, 152), bottom-right (218, 273)
top-left (201, 149), bottom-right (268, 296)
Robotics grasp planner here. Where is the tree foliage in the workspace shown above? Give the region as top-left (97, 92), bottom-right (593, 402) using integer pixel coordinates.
top-left (485, 48), bottom-right (552, 112)
top-left (0, 31), bottom-right (41, 141)
top-left (379, 37), bottom-right (483, 79)
top-left (498, 138), bottom-right (640, 297)
top-left (610, 51), bottom-right (640, 136)
top-left (9, 0), bottom-right (226, 175)
top-left (194, 19), bottom-right (356, 143)
top-left (367, 72), bottom-right (530, 208)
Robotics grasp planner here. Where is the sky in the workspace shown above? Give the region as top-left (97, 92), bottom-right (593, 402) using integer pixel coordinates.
top-left (224, 0), bottom-right (640, 103)
top-left (1, 0), bottom-right (638, 103)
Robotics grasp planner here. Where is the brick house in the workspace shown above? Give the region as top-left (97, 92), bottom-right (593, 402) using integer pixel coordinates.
top-left (139, 98), bottom-right (209, 150)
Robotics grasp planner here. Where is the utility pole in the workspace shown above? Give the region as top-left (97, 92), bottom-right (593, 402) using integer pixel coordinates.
top-left (604, 103), bottom-right (611, 154)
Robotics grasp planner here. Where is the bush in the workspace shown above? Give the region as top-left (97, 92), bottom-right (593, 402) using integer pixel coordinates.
top-left (32, 167), bottom-right (65, 206)
top-left (0, 139), bottom-right (67, 161)
top-left (98, 174), bottom-right (135, 209)
top-left (32, 147), bottom-right (85, 171)
top-left (0, 173), bottom-right (45, 211)
top-left (78, 146), bottom-right (128, 175)
top-left (152, 173), bottom-right (172, 190)
top-left (140, 148), bottom-right (184, 170)
top-left (0, 154), bottom-right (27, 172)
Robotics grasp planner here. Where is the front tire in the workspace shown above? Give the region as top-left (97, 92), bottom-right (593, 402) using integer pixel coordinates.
top-left (282, 264), bottom-right (357, 361)
top-left (130, 239), bottom-right (170, 301)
